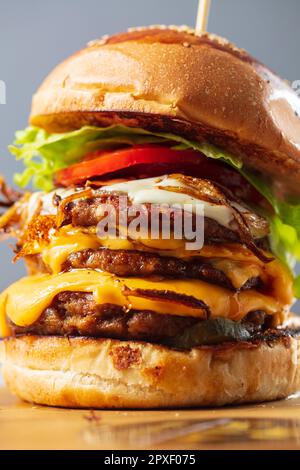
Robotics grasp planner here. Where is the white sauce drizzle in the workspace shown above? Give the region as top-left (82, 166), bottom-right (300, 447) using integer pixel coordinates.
top-left (102, 176), bottom-right (234, 228)
top-left (25, 176), bottom-right (251, 229)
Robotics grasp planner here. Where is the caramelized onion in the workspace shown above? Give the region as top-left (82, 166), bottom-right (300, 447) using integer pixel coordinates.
top-left (162, 174), bottom-right (271, 263)
top-left (0, 176), bottom-right (23, 208)
top-left (122, 285), bottom-right (210, 318)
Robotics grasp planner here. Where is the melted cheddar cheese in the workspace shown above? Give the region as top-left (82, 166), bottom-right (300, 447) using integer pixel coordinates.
top-left (0, 267), bottom-right (292, 337)
top-left (38, 225), bottom-right (266, 271)
top-left (36, 226), bottom-right (293, 303)
top-left (42, 229), bottom-right (101, 274)
top-left (0, 219), bottom-right (294, 338)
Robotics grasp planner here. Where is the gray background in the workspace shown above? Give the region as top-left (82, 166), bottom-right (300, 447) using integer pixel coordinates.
top-left (0, 0), bottom-right (299, 307)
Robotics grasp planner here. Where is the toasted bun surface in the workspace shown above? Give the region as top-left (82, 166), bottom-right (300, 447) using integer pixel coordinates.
top-left (2, 334), bottom-right (300, 408)
top-left (30, 26), bottom-right (300, 189)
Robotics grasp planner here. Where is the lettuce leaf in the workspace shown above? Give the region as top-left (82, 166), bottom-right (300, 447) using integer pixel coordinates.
top-left (9, 125), bottom-right (242, 192)
top-left (8, 124), bottom-right (300, 295)
top-left (239, 169), bottom-right (300, 263)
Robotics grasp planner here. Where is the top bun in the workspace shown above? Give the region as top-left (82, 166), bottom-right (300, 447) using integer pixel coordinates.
top-left (30, 26), bottom-right (300, 188)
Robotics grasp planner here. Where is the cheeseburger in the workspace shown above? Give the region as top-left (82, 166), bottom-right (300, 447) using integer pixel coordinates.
top-left (1, 26), bottom-right (300, 408)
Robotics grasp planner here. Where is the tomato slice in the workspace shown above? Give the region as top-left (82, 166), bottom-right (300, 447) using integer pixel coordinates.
top-left (55, 146), bottom-right (206, 187)
top-left (54, 144), bottom-right (265, 206)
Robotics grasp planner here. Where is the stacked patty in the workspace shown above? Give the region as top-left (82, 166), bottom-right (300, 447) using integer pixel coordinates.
top-left (3, 174), bottom-right (293, 348)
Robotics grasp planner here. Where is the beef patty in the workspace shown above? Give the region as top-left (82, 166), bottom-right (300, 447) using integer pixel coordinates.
top-left (10, 292), bottom-right (197, 341)
top-left (61, 194), bottom-right (269, 246)
top-left (25, 249), bottom-right (261, 290)
top-left (10, 291), bottom-right (269, 346)
top-left (62, 249), bottom-right (260, 291)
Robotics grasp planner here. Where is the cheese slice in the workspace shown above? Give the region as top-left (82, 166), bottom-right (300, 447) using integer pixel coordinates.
top-left (211, 259), bottom-right (264, 289)
top-left (39, 225), bottom-right (264, 272)
top-left (37, 226), bottom-right (293, 303)
top-left (42, 229), bottom-right (101, 274)
top-left (22, 221), bottom-right (265, 268)
top-left (0, 269), bottom-right (291, 337)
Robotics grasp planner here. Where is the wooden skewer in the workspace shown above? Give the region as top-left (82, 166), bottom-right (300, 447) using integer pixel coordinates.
top-left (195, 0), bottom-right (211, 35)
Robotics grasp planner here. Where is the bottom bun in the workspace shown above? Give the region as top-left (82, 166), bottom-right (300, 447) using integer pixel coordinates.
top-left (2, 334), bottom-right (300, 408)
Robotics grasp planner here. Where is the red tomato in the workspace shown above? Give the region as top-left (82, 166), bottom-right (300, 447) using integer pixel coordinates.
top-left (54, 144), bottom-right (265, 206)
top-left (55, 146), bottom-right (206, 187)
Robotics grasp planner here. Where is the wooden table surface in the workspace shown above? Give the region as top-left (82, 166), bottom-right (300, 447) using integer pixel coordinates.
top-left (1, 387), bottom-right (300, 450)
